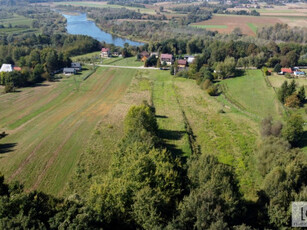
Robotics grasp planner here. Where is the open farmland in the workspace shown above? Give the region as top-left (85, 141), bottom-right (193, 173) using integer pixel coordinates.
top-left (191, 15), bottom-right (281, 35)
top-left (0, 67), bottom-right (139, 195)
top-left (51, 1), bottom-right (156, 14)
top-left (219, 70), bottom-right (284, 120)
top-left (0, 14), bottom-right (37, 35)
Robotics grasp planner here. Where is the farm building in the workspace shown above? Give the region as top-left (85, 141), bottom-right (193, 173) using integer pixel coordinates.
top-left (71, 62), bottom-right (82, 71)
top-left (63, 68), bottom-right (76, 75)
top-left (184, 55), bottom-right (195, 64)
top-left (281, 68), bottom-right (293, 74)
top-left (101, 48), bottom-right (110, 58)
top-left (140, 51), bottom-right (150, 62)
top-left (294, 71), bottom-right (306, 77)
top-left (160, 54), bottom-right (173, 66)
top-left (0, 64), bottom-right (13, 73)
top-left (177, 59), bottom-right (187, 68)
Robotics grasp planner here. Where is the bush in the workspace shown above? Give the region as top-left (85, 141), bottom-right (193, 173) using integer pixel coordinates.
top-left (207, 85), bottom-right (219, 96)
top-left (284, 94), bottom-right (300, 108)
top-left (4, 83), bottom-right (15, 93)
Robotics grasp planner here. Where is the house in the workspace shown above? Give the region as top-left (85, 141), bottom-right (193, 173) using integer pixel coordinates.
top-left (281, 68), bottom-right (293, 74)
top-left (140, 51), bottom-right (150, 62)
top-left (160, 54), bottom-right (173, 66)
top-left (63, 68), bottom-right (76, 75)
top-left (101, 48), bottom-right (110, 58)
top-left (184, 55), bottom-right (195, 64)
top-left (71, 62), bottom-right (82, 71)
top-left (13, 67), bottom-right (22, 71)
top-left (0, 64), bottom-right (13, 73)
top-left (112, 52), bottom-right (119, 57)
top-left (294, 71), bottom-right (306, 77)
top-left (177, 59), bottom-right (187, 69)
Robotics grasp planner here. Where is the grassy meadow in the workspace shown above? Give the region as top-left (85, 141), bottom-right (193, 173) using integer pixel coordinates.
top-left (1, 65), bottom-right (302, 200)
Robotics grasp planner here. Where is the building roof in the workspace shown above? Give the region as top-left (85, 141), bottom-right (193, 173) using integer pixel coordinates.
top-left (177, 59), bottom-right (187, 65)
top-left (294, 71), bottom-right (305, 75)
top-left (161, 54), bottom-right (173, 59)
top-left (71, 62), bottom-right (81, 68)
top-left (187, 57), bottom-right (195, 63)
top-left (281, 68), bottom-right (293, 73)
top-left (63, 68), bottom-right (76, 72)
top-left (101, 48), bottom-right (110, 52)
top-left (0, 64), bottom-right (13, 72)
top-left (140, 51), bottom-right (150, 57)
top-left (13, 67), bottom-right (21, 71)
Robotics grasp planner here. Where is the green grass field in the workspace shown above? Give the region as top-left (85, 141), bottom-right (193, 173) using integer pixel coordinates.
top-left (54, 1), bottom-right (155, 14)
top-left (247, 23), bottom-right (257, 33)
top-left (219, 70), bottom-right (284, 121)
top-left (2, 66), bottom-right (304, 200)
top-left (0, 67), bottom-right (137, 195)
top-left (191, 24), bottom-right (228, 29)
top-left (0, 14), bottom-right (36, 35)
top-left (72, 54), bottom-right (143, 67)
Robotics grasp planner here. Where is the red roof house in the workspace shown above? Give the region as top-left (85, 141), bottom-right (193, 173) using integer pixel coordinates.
top-left (13, 67), bottom-right (21, 71)
top-left (160, 54), bottom-right (173, 65)
top-left (101, 48), bottom-right (110, 58)
top-left (281, 68), bottom-right (293, 74)
top-left (177, 59), bottom-right (187, 66)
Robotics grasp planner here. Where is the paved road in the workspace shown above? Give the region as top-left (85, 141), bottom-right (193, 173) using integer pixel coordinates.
top-left (93, 64), bottom-right (159, 70)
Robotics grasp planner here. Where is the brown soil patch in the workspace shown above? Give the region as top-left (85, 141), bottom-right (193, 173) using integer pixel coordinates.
top-left (193, 15), bottom-right (282, 35)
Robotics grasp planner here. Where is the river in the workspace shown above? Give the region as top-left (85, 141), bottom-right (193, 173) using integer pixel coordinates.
top-left (62, 13), bottom-right (144, 47)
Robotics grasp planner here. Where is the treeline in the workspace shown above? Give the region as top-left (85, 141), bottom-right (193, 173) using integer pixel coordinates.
top-left (1, 103), bottom-right (306, 228)
top-left (257, 23), bottom-right (307, 43)
top-left (107, 0), bottom-right (146, 8)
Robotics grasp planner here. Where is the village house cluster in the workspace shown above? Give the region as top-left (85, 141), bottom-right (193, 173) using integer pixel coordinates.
top-left (278, 67), bottom-right (306, 77)
top-left (63, 62), bottom-right (82, 75)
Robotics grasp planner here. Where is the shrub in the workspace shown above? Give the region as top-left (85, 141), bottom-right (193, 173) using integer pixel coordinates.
top-left (284, 94), bottom-right (300, 108)
top-left (207, 85), bottom-right (219, 96)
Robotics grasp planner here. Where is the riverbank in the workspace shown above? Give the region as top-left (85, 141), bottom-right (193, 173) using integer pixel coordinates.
top-left (62, 13), bottom-right (144, 47)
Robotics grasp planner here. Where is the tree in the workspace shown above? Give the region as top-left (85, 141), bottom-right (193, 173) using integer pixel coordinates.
top-left (215, 57), bottom-right (236, 79)
top-left (273, 63), bottom-right (281, 73)
top-left (282, 113), bottom-right (304, 146)
top-left (297, 86), bottom-right (305, 105)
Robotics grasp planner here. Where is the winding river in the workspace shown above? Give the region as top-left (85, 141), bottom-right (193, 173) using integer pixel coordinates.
top-left (63, 13), bottom-right (144, 47)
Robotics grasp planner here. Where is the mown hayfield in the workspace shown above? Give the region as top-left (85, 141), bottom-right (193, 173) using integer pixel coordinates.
top-left (0, 67), bottom-right (137, 195)
top-left (72, 54), bottom-right (143, 67)
top-left (219, 70), bottom-right (284, 120)
top-left (0, 14), bottom-right (37, 35)
top-left (191, 14), bottom-right (281, 35)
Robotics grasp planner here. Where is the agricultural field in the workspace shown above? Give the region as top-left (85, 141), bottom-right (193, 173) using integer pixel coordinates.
top-left (0, 14), bottom-right (36, 35)
top-left (191, 14), bottom-right (281, 35)
top-left (0, 67), bottom-right (139, 195)
top-left (218, 70), bottom-right (284, 120)
top-left (72, 54), bottom-right (143, 67)
top-left (50, 1), bottom-right (156, 14)
top-left (0, 67), bottom-right (192, 196)
top-left (228, 3), bottom-right (307, 29)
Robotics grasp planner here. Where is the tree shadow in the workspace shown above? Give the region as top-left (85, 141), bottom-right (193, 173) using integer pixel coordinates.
top-left (158, 129), bottom-right (186, 141)
top-left (296, 131), bottom-right (307, 149)
top-left (0, 143), bottom-right (17, 154)
top-left (156, 115), bottom-right (168, 119)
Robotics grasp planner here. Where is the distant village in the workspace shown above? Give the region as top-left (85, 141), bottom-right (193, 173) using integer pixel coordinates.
top-left (0, 48), bottom-right (306, 78)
